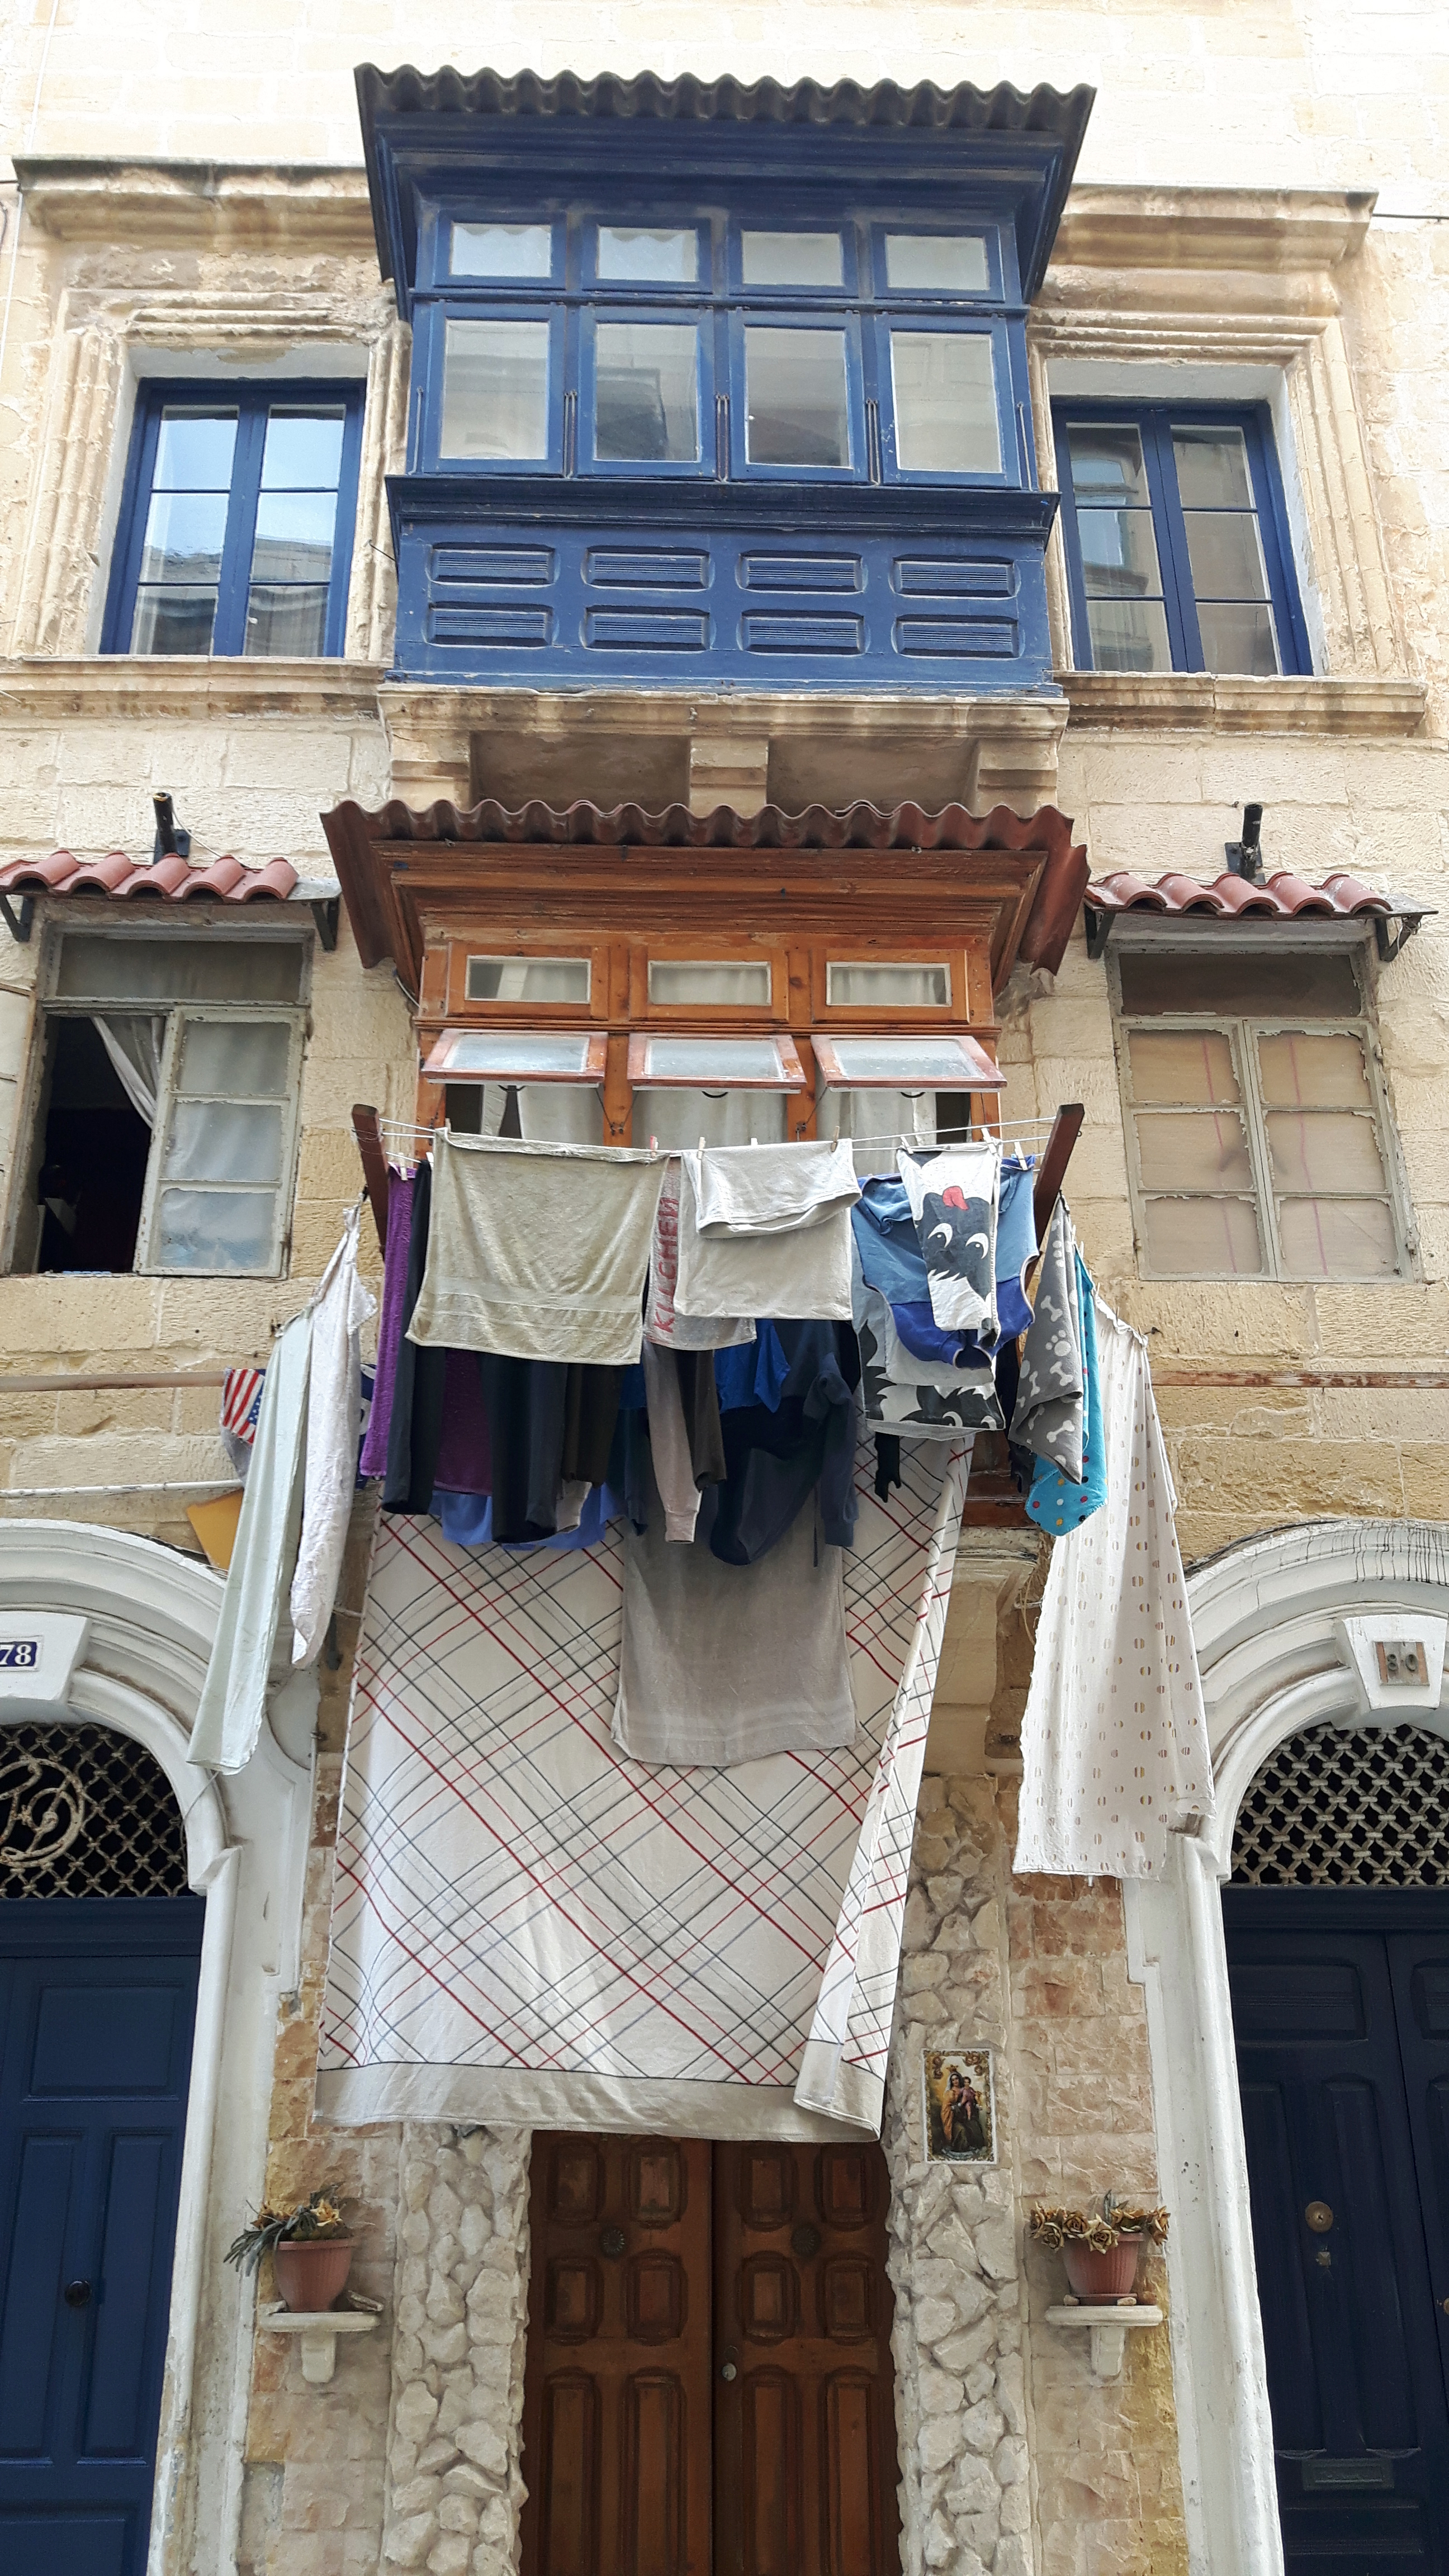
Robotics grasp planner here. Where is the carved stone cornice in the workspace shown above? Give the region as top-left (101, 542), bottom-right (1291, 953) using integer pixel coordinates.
top-left (1058, 673), bottom-right (1430, 738)
top-left (1049, 184), bottom-right (1375, 280)
top-left (0, 659), bottom-right (385, 722)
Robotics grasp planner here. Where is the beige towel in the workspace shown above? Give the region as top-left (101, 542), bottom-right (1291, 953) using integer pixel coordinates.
top-left (408, 1132), bottom-right (666, 1367)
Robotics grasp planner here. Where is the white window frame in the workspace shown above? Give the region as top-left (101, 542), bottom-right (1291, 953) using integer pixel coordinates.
top-left (134, 1005), bottom-right (307, 1278)
top-left (1108, 923), bottom-right (1418, 1284)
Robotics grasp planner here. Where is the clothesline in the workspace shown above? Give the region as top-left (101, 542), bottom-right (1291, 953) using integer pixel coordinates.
top-left (368, 1112), bottom-right (1073, 1151)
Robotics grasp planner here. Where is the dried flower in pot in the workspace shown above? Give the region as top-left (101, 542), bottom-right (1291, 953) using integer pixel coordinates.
top-left (1029, 2196), bottom-right (1169, 2306)
top-left (225, 2186), bottom-right (353, 2314)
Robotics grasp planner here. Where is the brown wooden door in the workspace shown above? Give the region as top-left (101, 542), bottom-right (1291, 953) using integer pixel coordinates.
top-left (520, 2135), bottom-right (900, 2576)
top-left (712, 2141), bottom-right (901, 2576)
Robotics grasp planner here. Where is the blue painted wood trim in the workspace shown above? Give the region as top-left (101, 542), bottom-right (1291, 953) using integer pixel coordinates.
top-left (0, 1896), bottom-right (206, 1955)
top-left (386, 472), bottom-right (1060, 691)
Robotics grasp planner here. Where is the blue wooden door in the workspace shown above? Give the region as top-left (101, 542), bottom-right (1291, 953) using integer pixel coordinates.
top-left (1224, 1891), bottom-right (1449, 2572)
top-left (0, 1896), bottom-right (204, 2576)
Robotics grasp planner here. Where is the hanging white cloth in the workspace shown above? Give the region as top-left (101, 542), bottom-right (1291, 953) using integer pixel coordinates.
top-left (188, 1308), bottom-right (311, 1773)
top-left (1014, 1302), bottom-right (1215, 1879)
top-left (291, 1205), bottom-right (377, 1668)
top-left (93, 1014), bottom-right (166, 1125)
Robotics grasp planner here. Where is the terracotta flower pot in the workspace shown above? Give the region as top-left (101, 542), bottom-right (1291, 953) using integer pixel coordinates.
top-left (1062, 2236), bottom-right (1142, 2305)
top-left (272, 2235), bottom-right (354, 2315)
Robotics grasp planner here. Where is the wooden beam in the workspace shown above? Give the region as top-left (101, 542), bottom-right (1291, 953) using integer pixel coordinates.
top-left (1032, 1102), bottom-right (1085, 1237)
top-left (351, 1103), bottom-right (391, 1252)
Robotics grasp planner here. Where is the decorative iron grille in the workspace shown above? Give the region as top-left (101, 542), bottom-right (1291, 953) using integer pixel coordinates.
top-left (1231, 1720), bottom-right (1449, 1887)
top-left (0, 1721), bottom-right (188, 1899)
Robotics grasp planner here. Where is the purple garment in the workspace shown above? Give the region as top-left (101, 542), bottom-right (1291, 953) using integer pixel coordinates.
top-left (358, 1170), bottom-right (414, 1479)
top-left (433, 1351), bottom-right (491, 1495)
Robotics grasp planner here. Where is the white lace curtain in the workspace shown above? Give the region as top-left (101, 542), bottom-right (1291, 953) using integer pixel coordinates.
top-left (93, 1014), bottom-right (166, 1126)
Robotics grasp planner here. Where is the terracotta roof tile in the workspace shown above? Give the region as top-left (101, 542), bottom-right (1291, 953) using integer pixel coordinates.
top-left (1087, 867), bottom-right (1398, 920)
top-left (0, 850), bottom-right (300, 905)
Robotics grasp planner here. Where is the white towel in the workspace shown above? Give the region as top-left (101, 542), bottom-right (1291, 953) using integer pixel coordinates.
top-left (291, 1206), bottom-right (377, 1668)
top-left (408, 1131), bottom-right (667, 1367)
top-left (190, 1309), bottom-right (311, 1774)
top-left (674, 1141), bottom-right (859, 1320)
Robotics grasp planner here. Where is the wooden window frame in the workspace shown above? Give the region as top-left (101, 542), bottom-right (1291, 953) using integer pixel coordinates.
top-left (1109, 932), bottom-right (1417, 1283)
top-left (134, 1005), bottom-right (307, 1278)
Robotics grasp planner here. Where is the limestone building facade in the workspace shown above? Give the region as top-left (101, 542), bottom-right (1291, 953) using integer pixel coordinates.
top-left (0, 7), bottom-right (1445, 2576)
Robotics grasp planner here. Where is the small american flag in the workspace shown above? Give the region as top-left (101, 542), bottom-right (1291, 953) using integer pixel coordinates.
top-left (220, 1367), bottom-right (264, 1447)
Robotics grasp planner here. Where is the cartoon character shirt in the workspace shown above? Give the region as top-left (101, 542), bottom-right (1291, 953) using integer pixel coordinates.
top-left (897, 1140), bottom-right (1002, 1338)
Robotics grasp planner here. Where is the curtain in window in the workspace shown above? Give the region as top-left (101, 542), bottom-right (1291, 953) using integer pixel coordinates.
top-left (93, 1013), bottom-right (166, 1126)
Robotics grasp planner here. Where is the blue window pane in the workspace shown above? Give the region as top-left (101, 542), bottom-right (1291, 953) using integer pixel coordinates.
top-left (153, 410), bottom-right (237, 490)
top-left (884, 234), bottom-right (989, 293)
top-left (598, 227), bottom-right (698, 283)
top-left (249, 492), bottom-right (338, 584)
top-left (744, 328), bottom-right (849, 467)
top-left (260, 408), bottom-right (345, 490)
top-left (741, 231), bottom-right (843, 287)
top-left (244, 584), bottom-right (331, 656)
top-left (138, 490), bottom-right (230, 586)
top-left (595, 324), bottom-right (700, 462)
top-left (450, 222), bottom-right (553, 280)
top-left (131, 587), bottom-right (219, 654)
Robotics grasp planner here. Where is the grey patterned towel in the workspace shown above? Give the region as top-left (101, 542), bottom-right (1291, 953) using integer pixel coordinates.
top-left (1009, 1199), bottom-right (1085, 1480)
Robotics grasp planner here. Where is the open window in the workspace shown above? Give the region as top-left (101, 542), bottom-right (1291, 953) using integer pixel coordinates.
top-left (12, 931), bottom-right (309, 1277)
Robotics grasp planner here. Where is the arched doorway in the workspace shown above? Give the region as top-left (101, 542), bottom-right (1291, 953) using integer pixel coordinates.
top-left (0, 1521), bottom-right (315, 2576)
top-left (1223, 1719), bottom-right (1449, 2570)
top-left (1, 1720), bottom-right (204, 2576)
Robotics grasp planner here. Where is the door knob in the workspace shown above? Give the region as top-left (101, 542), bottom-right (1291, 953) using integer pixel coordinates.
top-left (1441, 2297), bottom-right (1449, 2316)
top-left (720, 2361), bottom-right (737, 2382)
top-left (1304, 2201), bottom-right (1333, 2234)
top-left (63, 2279), bottom-right (92, 2309)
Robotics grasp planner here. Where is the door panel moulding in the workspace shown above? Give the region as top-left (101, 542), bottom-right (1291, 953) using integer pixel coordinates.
top-left (1124, 1518), bottom-right (1449, 2576)
top-left (0, 1521), bottom-right (313, 2576)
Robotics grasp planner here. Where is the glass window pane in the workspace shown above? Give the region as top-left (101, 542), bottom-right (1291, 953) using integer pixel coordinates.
top-left (466, 956), bottom-right (591, 1002)
top-left (1257, 1030), bottom-right (1374, 1111)
top-left (442, 1033), bottom-right (596, 1077)
top-left (642, 1037), bottom-right (794, 1082)
top-left (164, 1100), bottom-right (283, 1185)
top-left (827, 962), bottom-right (951, 1007)
top-left (741, 231), bottom-right (843, 287)
top-left (249, 492), bottom-right (337, 584)
top-left (450, 221), bottom-right (553, 280)
top-left (130, 587), bottom-right (219, 655)
top-left (636, 1088), bottom-right (787, 1149)
top-left (1278, 1195), bottom-right (1398, 1278)
top-left (1085, 598), bottom-right (1172, 675)
top-left (594, 323), bottom-right (700, 463)
top-left (244, 584), bottom-right (330, 656)
top-left (822, 1036), bottom-right (991, 1085)
top-left (155, 1186), bottom-right (276, 1271)
top-left (598, 226), bottom-right (698, 282)
top-left (1142, 1194), bottom-right (1265, 1276)
top-left (1172, 425), bottom-right (1254, 509)
top-left (744, 328), bottom-right (849, 468)
top-left (441, 319), bottom-right (550, 461)
top-left (178, 1019), bottom-right (291, 1096)
top-left (260, 408), bottom-right (345, 490)
top-left (1067, 424), bottom-right (1152, 509)
top-left (138, 491), bottom-right (229, 586)
top-left (1129, 1029), bottom-right (1240, 1106)
top-left (890, 333), bottom-right (1000, 474)
top-left (1135, 1108), bottom-right (1255, 1192)
top-left (1196, 601), bottom-right (1280, 678)
top-left (1076, 505), bottom-right (1164, 602)
top-left (1266, 1111), bottom-right (1389, 1196)
top-left (153, 410), bottom-right (238, 490)
top-left (884, 234), bottom-right (989, 292)
top-left (1117, 950), bottom-right (1362, 1019)
top-left (1181, 509), bottom-right (1270, 602)
top-left (647, 960), bottom-right (771, 1006)
top-left (57, 938), bottom-right (302, 1003)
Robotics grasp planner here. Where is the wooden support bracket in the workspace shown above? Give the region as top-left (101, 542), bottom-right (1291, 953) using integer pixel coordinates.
top-left (351, 1104), bottom-right (391, 1253)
